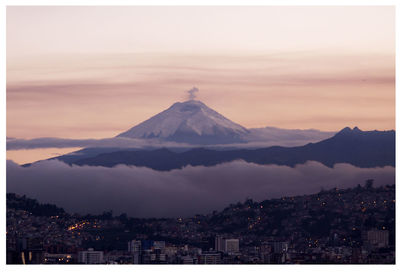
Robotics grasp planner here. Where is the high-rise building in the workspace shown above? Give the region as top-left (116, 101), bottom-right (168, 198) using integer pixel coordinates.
top-left (199, 251), bottom-right (222, 264)
top-left (8, 237), bottom-right (44, 264)
top-left (215, 236), bottom-right (225, 252)
top-left (127, 240), bottom-right (142, 264)
top-left (128, 240), bottom-right (141, 253)
top-left (272, 241), bottom-right (289, 254)
top-left (363, 229), bottom-right (389, 248)
top-left (215, 236), bottom-right (240, 254)
top-left (225, 239), bottom-right (240, 254)
top-left (141, 248), bottom-right (167, 264)
top-left (78, 248), bottom-right (104, 264)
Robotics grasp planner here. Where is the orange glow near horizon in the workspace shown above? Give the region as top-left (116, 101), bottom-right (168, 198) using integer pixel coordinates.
top-left (6, 148), bottom-right (82, 165)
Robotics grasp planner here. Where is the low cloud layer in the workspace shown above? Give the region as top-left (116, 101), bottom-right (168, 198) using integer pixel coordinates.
top-left (6, 127), bottom-right (335, 151)
top-left (6, 137), bottom-right (170, 150)
top-left (6, 160), bottom-right (395, 218)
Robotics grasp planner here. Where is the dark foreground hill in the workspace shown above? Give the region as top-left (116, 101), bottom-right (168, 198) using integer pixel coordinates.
top-left (6, 183), bottom-right (395, 264)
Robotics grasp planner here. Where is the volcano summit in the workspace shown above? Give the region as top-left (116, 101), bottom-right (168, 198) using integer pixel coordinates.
top-left (117, 100), bottom-right (250, 144)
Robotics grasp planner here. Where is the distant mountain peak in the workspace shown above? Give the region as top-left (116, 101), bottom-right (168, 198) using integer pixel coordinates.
top-left (178, 99), bottom-right (205, 105)
top-left (117, 99), bottom-right (249, 144)
top-left (336, 126), bottom-right (363, 136)
top-left (170, 99), bottom-right (209, 112)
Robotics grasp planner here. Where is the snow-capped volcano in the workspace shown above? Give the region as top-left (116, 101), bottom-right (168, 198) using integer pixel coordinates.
top-left (117, 100), bottom-right (250, 144)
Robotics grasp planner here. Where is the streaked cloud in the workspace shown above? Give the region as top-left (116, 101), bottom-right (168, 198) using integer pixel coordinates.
top-left (6, 7), bottom-right (395, 139)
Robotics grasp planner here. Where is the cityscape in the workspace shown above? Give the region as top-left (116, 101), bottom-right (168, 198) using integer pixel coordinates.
top-left (5, 5), bottom-right (396, 272)
top-left (7, 181), bottom-right (395, 264)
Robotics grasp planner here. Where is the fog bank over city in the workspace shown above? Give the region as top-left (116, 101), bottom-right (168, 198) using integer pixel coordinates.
top-left (6, 160), bottom-right (395, 218)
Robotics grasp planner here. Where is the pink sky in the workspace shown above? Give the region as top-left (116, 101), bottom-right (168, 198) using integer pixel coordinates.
top-left (7, 6), bottom-right (395, 140)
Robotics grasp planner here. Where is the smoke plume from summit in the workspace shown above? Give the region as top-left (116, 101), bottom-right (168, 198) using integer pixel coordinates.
top-left (186, 87), bottom-right (199, 100)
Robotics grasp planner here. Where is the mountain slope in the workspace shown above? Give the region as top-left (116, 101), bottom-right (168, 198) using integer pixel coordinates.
top-left (61, 127), bottom-right (395, 170)
top-left (117, 100), bottom-right (249, 144)
top-left (245, 126), bottom-right (335, 146)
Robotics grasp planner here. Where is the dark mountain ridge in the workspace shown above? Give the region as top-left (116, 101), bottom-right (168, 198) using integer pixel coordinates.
top-left (50, 127), bottom-right (394, 170)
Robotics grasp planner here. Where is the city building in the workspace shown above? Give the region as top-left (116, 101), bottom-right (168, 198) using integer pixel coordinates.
top-left (153, 241), bottom-right (166, 250)
top-left (225, 239), bottom-right (240, 254)
top-left (215, 236), bottom-right (225, 252)
top-left (128, 240), bottom-right (141, 253)
top-left (272, 241), bottom-right (289, 254)
top-left (199, 251), bottom-right (222, 264)
top-left (215, 236), bottom-right (240, 254)
top-left (78, 248), bottom-right (104, 264)
top-left (363, 229), bottom-right (389, 248)
top-left (181, 255), bottom-right (197, 264)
